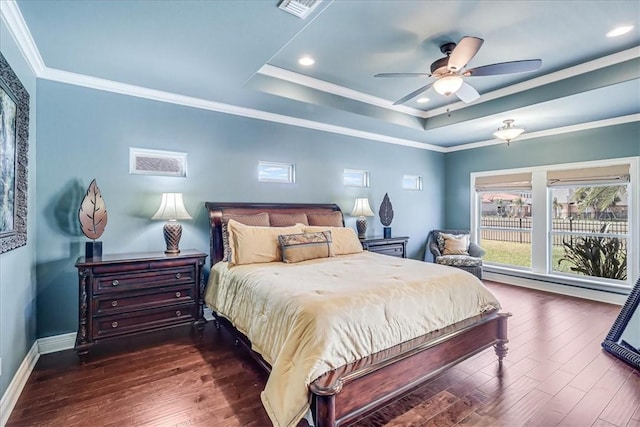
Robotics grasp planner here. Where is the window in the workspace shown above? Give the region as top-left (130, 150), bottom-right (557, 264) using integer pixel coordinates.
top-left (472, 158), bottom-right (638, 291)
top-left (403, 175), bottom-right (423, 191)
top-left (475, 173), bottom-right (533, 269)
top-left (548, 165), bottom-right (630, 281)
top-left (129, 148), bottom-right (187, 177)
top-left (258, 161), bottom-right (295, 183)
top-left (343, 169), bottom-right (370, 187)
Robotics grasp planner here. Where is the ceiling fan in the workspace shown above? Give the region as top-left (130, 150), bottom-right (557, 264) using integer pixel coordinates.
top-left (375, 36), bottom-right (542, 105)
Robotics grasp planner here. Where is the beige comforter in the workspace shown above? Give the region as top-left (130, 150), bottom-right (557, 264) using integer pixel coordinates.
top-left (204, 251), bottom-right (501, 427)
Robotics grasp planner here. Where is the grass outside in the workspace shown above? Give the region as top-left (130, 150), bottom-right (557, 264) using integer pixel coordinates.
top-left (481, 240), bottom-right (572, 273)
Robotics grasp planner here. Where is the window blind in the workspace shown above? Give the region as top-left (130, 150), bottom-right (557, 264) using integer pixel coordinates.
top-left (547, 164), bottom-right (630, 187)
top-left (474, 172), bottom-right (532, 191)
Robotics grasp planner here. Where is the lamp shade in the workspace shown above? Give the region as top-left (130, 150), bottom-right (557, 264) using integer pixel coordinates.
top-left (151, 193), bottom-right (192, 221)
top-left (493, 119), bottom-right (525, 145)
top-left (351, 198), bottom-right (375, 217)
top-left (433, 75), bottom-right (464, 96)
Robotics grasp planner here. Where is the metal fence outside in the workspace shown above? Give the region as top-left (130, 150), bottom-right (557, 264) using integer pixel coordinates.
top-left (480, 217), bottom-right (629, 246)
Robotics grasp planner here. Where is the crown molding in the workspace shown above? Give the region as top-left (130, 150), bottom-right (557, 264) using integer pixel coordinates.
top-left (2, 0), bottom-right (638, 155)
top-left (257, 64), bottom-right (430, 118)
top-left (258, 48), bottom-right (639, 121)
top-left (0, 0), bottom-right (45, 76)
top-left (41, 67), bottom-right (444, 151)
top-left (427, 46), bottom-right (640, 118)
top-left (445, 113), bottom-right (640, 152)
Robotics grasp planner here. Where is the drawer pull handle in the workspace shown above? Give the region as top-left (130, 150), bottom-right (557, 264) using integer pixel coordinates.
top-left (175, 273), bottom-right (182, 279)
top-left (175, 292), bottom-right (181, 298)
top-left (111, 301), bottom-right (118, 307)
top-left (176, 310), bottom-right (181, 317)
top-left (111, 280), bottom-right (119, 287)
top-left (112, 321), bottom-right (118, 328)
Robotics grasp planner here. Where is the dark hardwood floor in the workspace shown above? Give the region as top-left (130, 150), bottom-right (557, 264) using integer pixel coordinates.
top-left (6, 282), bottom-right (639, 427)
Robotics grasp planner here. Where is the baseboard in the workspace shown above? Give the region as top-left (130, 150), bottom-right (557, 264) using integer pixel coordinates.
top-left (484, 271), bottom-right (627, 305)
top-left (0, 342), bottom-right (39, 427)
top-left (38, 332), bottom-right (76, 355)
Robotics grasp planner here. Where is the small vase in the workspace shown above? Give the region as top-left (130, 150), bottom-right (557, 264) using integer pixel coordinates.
top-left (383, 227), bottom-right (392, 238)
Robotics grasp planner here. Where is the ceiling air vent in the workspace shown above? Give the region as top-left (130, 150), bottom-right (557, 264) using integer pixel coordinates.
top-left (278, 0), bottom-right (322, 19)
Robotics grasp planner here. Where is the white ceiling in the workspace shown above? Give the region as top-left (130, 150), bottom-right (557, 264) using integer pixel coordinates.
top-left (4, 0), bottom-right (640, 151)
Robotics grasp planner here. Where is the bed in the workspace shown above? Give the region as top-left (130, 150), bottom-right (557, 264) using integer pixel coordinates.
top-left (204, 202), bottom-right (510, 427)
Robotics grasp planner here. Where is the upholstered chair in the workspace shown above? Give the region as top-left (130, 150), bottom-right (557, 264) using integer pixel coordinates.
top-left (426, 229), bottom-right (485, 279)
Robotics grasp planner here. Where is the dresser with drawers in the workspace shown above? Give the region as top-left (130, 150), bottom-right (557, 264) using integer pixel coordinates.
top-left (74, 250), bottom-right (207, 359)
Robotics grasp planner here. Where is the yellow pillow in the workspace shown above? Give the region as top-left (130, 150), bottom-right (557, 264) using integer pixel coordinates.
top-left (227, 220), bottom-right (304, 266)
top-left (442, 233), bottom-right (470, 255)
top-left (303, 226), bottom-right (363, 255)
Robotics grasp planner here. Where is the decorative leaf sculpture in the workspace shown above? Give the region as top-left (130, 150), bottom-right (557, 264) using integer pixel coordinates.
top-left (78, 179), bottom-right (108, 240)
top-left (379, 193), bottom-right (394, 226)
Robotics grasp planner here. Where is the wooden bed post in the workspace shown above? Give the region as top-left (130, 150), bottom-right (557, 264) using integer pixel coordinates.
top-left (494, 312), bottom-right (511, 366)
top-left (314, 394), bottom-right (336, 427)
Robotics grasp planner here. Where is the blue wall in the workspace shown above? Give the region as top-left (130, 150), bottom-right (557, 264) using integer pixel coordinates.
top-left (35, 80), bottom-right (444, 337)
top-left (443, 122), bottom-right (640, 229)
top-left (0, 28), bottom-right (37, 398)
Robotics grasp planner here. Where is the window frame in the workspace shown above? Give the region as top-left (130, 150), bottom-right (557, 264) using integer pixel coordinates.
top-left (258, 161), bottom-right (296, 184)
top-left (343, 169), bottom-right (370, 188)
top-left (402, 175), bottom-right (423, 191)
top-left (470, 156), bottom-right (639, 292)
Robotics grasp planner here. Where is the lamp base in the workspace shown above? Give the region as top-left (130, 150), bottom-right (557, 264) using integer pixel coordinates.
top-left (356, 217), bottom-right (367, 238)
top-left (163, 222), bottom-right (182, 255)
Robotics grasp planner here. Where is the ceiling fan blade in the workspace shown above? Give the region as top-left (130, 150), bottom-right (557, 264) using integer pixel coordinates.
top-left (375, 72), bottom-right (432, 78)
top-left (393, 82), bottom-right (434, 105)
top-left (448, 36), bottom-right (484, 72)
top-left (465, 59), bottom-right (542, 76)
top-left (455, 82), bottom-right (480, 103)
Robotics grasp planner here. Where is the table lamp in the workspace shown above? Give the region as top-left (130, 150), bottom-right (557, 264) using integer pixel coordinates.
top-left (351, 198), bottom-right (375, 238)
top-left (151, 193), bottom-right (192, 254)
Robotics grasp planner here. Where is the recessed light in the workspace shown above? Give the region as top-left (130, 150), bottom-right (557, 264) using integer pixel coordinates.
top-left (606, 25), bottom-right (633, 38)
top-left (416, 97), bottom-right (430, 103)
top-left (298, 56), bottom-right (315, 66)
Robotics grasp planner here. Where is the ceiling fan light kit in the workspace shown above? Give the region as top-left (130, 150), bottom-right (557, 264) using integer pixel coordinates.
top-left (375, 36), bottom-right (542, 106)
top-left (433, 75), bottom-right (464, 96)
top-left (494, 119), bottom-right (525, 145)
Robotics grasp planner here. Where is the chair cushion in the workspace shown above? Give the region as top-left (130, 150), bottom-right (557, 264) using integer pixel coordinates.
top-left (441, 233), bottom-right (470, 255)
top-left (436, 255), bottom-right (483, 267)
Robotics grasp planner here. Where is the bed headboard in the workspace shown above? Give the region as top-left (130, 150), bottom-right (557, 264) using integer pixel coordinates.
top-left (205, 202), bottom-right (344, 266)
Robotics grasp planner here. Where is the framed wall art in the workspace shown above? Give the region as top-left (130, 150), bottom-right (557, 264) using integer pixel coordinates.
top-left (0, 52), bottom-right (30, 254)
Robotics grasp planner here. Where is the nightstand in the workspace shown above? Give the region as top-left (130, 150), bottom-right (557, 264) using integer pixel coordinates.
top-left (360, 236), bottom-right (409, 258)
top-left (74, 249), bottom-right (207, 359)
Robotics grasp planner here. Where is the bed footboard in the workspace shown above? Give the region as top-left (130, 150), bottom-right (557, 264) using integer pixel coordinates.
top-left (310, 312), bottom-right (511, 427)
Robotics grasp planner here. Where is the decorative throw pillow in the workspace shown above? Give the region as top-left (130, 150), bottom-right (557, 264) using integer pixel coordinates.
top-left (442, 233), bottom-right (470, 255)
top-left (306, 211), bottom-right (343, 227)
top-left (278, 231), bottom-right (333, 263)
top-left (221, 213), bottom-right (270, 262)
top-left (227, 220), bottom-right (303, 266)
top-left (303, 226), bottom-right (363, 255)
top-left (269, 212), bottom-right (309, 227)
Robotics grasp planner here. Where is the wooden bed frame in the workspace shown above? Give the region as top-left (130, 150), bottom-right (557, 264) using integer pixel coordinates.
top-left (205, 202), bottom-right (511, 427)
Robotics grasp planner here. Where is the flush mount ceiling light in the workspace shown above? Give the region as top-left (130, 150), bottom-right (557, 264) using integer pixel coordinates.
top-left (493, 119), bottom-right (524, 146)
top-left (432, 75), bottom-right (464, 96)
top-left (606, 25), bottom-right (634, 37)
top-left (416, 97), bottom-right (430, 103)
top-left (298, 56), bottom-right (315, 66)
